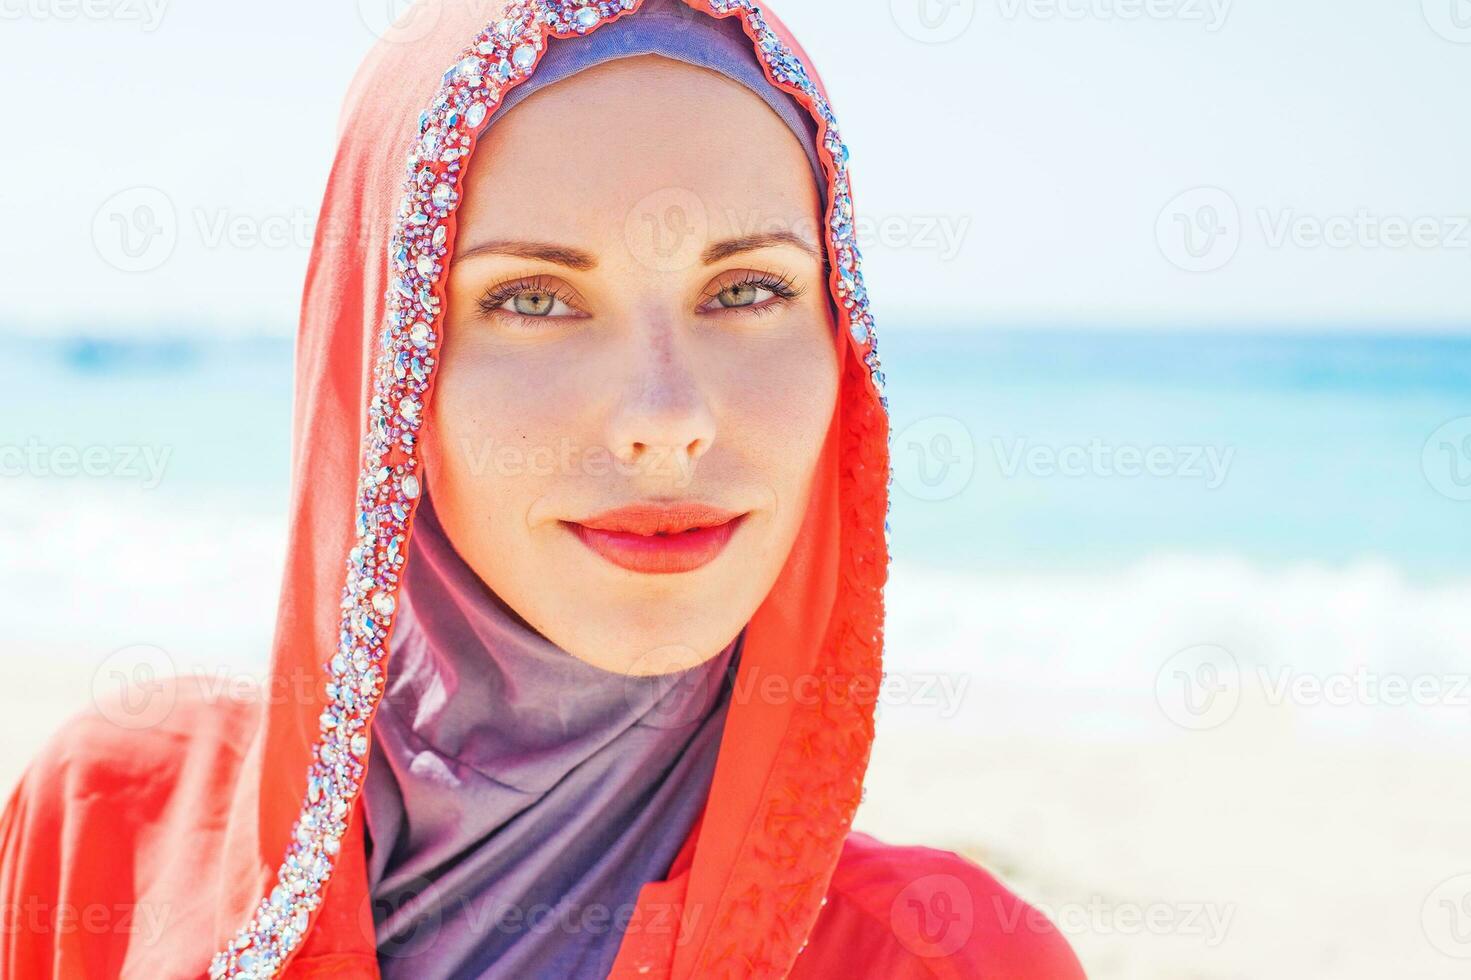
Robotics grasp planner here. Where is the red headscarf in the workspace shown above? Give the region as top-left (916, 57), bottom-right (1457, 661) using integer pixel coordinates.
top-left (244, 1), bottom-right (882, 971)
top-left (225, 0), bottom-right (880, 975)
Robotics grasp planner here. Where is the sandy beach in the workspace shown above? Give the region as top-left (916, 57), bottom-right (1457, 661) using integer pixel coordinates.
top-left (859, 724), bottom-right (1471, 979)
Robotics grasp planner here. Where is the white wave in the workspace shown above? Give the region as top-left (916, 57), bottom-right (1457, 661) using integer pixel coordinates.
top-left (0, 482), bottom-right (285, 675)
top-left (880, 556), bottom-right (1471, 745)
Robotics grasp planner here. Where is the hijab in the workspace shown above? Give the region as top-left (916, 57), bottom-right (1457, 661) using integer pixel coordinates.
top-left (360, 4), bottom-right (830, 976)
top-left (191, 3), bottom-right (891, 976)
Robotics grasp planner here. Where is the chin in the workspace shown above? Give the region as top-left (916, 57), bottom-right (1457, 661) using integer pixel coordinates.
top-left (561, 637), bottom-right (720, 677)
top-left (523, 535), bottom-right (767, 675)
top-left (549, 600), bottom-right (747, 678)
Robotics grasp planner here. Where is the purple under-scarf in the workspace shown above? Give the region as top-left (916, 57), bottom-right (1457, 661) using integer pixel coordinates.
top-left (362, 489), bottom-right (742, 978)
top-left (361, 6), bottom-right (827, 978)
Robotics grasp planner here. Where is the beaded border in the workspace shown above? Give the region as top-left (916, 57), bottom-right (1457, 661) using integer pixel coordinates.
top-left (210, 1), bottom-right (887, 976)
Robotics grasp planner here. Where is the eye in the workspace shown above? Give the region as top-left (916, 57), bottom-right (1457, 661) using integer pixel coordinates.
top-left (698, 271), bottom-right (802, 315)
top-left (714, 282), bottom-right (766, 308)
top-left (477, 276), bottom-right (582, 321)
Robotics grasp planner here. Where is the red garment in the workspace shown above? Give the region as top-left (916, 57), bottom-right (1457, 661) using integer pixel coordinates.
top-left (1, 2), bottom-right (1087, 977)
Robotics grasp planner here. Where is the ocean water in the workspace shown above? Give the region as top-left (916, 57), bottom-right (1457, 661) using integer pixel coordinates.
top-left (884, 328), bottom-right (1471, 580)
top-left (3, 327), bottom-right (1468, 743)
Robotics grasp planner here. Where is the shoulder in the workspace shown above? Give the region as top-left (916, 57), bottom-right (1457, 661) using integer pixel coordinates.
top-left (6, 673), bottom-right (259, 809)
top-left (0, 677), bottom-right (261, 976)
top-left (1, 674), bottom-right (260, 865)
top-left (791, 830), bottom-right (1086, 980)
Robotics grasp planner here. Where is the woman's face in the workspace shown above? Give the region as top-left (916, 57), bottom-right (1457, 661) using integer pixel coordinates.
top-left (423, 55), bottom-right (839, 676)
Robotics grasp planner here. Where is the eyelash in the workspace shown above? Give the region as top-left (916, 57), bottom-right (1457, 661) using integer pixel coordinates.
top-left (474, 271), bottom-right (805, 324)
top-left (699, 271), bottom-right (803, 316)
top-left (475, 275), bottom-right (578, 320)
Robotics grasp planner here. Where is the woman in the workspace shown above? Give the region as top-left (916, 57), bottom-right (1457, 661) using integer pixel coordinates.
top-left (0, 1), bottom-right (1085, 977)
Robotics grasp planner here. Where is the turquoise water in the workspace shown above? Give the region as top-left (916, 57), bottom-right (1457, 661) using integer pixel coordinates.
top-left (884, 329), bottom-right (1471, 581)
top-left (4, 328), bottom-right (1468, 581)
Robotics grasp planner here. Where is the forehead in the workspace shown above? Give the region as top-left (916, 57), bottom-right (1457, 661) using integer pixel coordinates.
top-left (456, 55), bottom-right (823, 254)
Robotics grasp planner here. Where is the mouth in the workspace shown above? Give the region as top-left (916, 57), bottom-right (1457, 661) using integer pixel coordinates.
top-left (562, 502), bottom-right (749, 575)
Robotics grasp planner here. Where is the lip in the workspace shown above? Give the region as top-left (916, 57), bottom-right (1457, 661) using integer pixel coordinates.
top-left (563, 502), bottom-right (748, 575)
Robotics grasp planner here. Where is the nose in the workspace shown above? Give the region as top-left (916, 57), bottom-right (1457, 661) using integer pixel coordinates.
top-left (606, 321), bottom-right (716, 478)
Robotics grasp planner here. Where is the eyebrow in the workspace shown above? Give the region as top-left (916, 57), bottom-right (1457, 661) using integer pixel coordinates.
top-left (451, 230), bottom-right (824, 270)
top-left (700, 230), bottom-right (823, 265)
top-left (452, 240), bottom-right (598, 270)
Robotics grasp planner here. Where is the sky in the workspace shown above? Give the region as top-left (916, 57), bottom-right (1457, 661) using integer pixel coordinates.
top-left (1, 0), bottom-right (1468, 335)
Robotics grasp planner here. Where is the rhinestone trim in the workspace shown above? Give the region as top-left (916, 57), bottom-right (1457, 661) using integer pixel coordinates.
top-left (210, 2), bottom-right (886, 976)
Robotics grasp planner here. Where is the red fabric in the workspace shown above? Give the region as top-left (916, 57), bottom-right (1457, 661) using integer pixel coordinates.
top-left (0, 2), bottom-right (1087, 977)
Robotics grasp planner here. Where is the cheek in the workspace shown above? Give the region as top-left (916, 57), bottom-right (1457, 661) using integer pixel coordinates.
top-left (719, 324), bottom-right (839, 506)
top-left (425, 337), bottom-right (577, 525)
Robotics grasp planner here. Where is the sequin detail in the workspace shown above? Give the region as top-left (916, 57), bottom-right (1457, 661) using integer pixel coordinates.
top-left (210, 2), bottom-right (887, 976)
